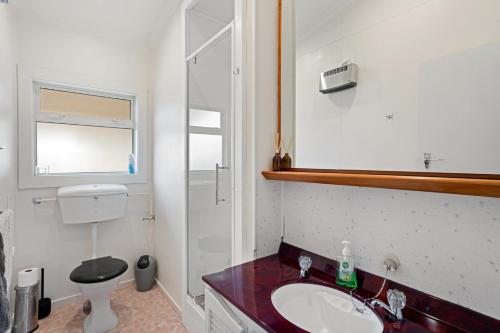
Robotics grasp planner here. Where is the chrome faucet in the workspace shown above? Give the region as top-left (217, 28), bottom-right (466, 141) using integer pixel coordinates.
top-left (370, 289), bottom-right (406, 321)
top-left (298, 256), bottom-right (312, 279)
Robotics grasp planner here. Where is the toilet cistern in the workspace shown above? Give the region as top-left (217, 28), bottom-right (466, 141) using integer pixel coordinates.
top-left (57, 184), bottom-right (128, 259)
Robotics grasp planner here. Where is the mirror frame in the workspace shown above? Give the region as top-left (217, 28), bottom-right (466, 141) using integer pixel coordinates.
top-left (262, 0), bottom-right (500, 198)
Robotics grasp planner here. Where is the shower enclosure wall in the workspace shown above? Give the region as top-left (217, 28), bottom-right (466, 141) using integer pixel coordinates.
top-left (185, 0), bottom-right (239, 310)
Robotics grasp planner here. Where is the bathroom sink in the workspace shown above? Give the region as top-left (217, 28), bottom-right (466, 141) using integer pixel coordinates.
top-left (271, 283), bottom-right (383, 333)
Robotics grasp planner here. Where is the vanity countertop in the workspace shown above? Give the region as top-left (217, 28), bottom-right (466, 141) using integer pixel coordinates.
top-left (203, 242), bottom-right (500, 333)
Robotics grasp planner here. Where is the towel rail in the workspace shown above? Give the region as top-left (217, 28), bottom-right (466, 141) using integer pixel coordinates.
top-left (32, 192), bottom-right (150, 205)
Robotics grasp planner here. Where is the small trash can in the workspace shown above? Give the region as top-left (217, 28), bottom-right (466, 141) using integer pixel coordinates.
top-left (12, 282), bottom-right (39, 333)
top-left (134, 255), bottom-right (156, 292)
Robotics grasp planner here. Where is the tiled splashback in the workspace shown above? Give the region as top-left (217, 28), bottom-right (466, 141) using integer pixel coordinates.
top-left (255, 179), bottom-right (282, 257)
top-left (282, 182), bottom-right (500, 319)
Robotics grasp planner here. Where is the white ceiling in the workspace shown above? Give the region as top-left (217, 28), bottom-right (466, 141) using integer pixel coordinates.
top-left (12, 0), bottom-right (180, 44)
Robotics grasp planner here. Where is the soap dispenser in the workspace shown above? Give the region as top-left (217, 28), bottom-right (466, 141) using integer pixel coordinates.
top-left (336, 240), bottom-right (357, 288)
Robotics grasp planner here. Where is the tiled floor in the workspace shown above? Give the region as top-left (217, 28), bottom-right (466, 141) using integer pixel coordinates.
top-left (38, 283), bottom-right (188, 333)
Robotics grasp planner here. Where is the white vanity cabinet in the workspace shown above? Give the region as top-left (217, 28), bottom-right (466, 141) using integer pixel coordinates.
top-left (205, 287), bottom-right (267, 333)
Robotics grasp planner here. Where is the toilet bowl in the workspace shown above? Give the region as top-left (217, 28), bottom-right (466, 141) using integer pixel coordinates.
top-left (70, 256), bottom-right (128, 333)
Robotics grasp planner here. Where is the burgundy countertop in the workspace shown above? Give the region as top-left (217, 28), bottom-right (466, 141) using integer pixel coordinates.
top-left (203, 242), bottom-right (500, 333)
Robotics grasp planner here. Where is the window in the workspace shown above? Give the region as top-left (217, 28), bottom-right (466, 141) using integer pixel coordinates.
top-left (35, 85), bottom-right (135, 175)
top-left (36, 123), bottom-right (133, 174)
top-left (18, 66), bottom-right (147, 188)
top-left (189, 107), bottom-right (224, 171)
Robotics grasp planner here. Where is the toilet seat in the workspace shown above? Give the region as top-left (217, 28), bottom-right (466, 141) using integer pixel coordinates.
top-left (70, 256), bottom-right (128, 284)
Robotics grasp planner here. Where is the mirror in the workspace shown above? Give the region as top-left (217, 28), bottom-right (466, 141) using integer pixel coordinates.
top-left (280, 0), bottom-right (500, 175)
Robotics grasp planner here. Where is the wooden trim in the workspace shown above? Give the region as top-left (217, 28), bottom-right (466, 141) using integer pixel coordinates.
top-left (262, 170), bottom-right (500, 197)
top-left (282, 168), bottom-right (500, 179)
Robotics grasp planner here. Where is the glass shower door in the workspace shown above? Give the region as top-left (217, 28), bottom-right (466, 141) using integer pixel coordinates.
top-left (187, 29), bottom-right (233, 308)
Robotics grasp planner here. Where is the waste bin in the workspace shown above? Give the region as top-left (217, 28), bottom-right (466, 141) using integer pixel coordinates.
top-left (134, 255), bottom-right (156, 292)
top-left (12, 282), bottom-right (39, 333)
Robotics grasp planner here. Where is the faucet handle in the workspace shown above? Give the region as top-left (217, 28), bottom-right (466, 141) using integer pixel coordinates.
top-left (298, 256), bottom-right (312, 278)
top-left (299, 255), bottom-right (312, 269)
top-left (387, 289), bottom-right (406, 320)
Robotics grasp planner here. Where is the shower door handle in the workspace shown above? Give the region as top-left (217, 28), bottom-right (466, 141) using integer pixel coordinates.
top-left (215, 163), bottom-right (229, 205)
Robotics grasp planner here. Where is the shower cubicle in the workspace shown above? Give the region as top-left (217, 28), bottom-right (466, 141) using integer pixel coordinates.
top-left (185, 0), bottom-right (238, 309)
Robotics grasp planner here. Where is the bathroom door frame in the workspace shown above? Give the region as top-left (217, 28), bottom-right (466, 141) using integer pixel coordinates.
top-left (181, 0), bottom-right (253, 327)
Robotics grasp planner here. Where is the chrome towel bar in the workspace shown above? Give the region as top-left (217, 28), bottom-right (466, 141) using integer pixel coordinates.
top-left (32, 192), bottom-right (150, 205)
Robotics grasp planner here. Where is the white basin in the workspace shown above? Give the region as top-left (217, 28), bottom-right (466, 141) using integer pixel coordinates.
top-left (271, 283), bottom-right (383, 333)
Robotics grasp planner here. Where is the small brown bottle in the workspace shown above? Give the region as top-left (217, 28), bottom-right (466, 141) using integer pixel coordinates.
top-left (281, 153), bottom-right (291, 169)
top-left (272, 153), bottom-right (281, 171)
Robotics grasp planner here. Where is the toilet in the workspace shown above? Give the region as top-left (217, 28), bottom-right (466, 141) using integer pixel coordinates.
top-left (70, 257), bottom-right (128, 333)
top-left (57, 184), bottom-right (129, 333)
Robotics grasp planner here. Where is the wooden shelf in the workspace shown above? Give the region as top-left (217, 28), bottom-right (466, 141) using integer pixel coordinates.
top-left (262, 170), bottom-right (500, 198)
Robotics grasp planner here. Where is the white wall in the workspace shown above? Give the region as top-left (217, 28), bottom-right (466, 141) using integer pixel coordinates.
top-left (290, 0), bottom-right (500, 172)
top-left (151, 7), bottom-right (185, 309)
top-left (253, 0), bottom-right (283, 258)
top-left (0, 4), bottom-right (17, 211)
top-left (13, 14), bottom-right (153, 302)
top-left (16, 15), bottom-right (151, 85)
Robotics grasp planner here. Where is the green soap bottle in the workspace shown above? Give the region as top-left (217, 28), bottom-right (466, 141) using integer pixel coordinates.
top-left (336, 240), bottom-right (357, 289)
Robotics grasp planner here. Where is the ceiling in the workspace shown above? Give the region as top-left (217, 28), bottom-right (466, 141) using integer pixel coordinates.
top-left (12, 0), bottom-right (180, 44)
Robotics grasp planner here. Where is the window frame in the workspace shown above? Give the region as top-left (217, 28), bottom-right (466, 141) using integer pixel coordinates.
top-left (35, 82), bottom-right (135, 130)
top-left (18, 65), bottom-right (148, 189)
